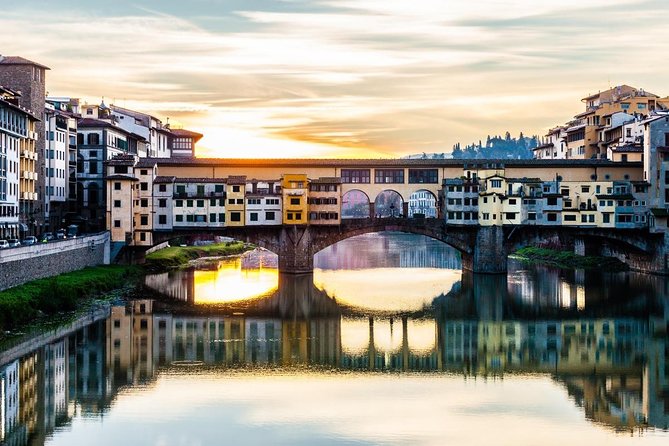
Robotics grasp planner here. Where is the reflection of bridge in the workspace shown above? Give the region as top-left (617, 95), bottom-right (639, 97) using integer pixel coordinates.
top-left (150, 218), bottom-right (666, 274)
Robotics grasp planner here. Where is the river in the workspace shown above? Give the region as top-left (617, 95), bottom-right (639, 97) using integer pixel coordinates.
top-left (1, 232), bottom-right (668, 445)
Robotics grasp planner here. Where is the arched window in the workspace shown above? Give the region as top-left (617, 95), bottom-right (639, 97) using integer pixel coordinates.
top-left (342, 190), bottom-right (371, 219)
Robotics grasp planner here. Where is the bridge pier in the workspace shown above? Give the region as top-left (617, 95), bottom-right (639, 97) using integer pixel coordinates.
top-left (278, 226), bottom-right (315, 274)
top-left (461, 226), bottom-right (507, 274)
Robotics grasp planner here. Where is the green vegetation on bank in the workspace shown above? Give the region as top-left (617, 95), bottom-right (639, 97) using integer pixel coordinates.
top-left (145, 241), bottom-right (252, 270)
top-left (512, 247), bottom-right (627, 271)
top-left (0, 265), bottom-right (140, 331)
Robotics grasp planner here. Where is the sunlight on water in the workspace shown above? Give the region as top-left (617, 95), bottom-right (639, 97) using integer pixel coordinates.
top-left (193, 258), bottom-right (279, 304)
top-left (313, 267), bottom-right (461, 312)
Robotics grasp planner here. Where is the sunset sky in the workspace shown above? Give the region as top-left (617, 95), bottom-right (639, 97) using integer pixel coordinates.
top-left (2, 0), bottom-right (668, 158)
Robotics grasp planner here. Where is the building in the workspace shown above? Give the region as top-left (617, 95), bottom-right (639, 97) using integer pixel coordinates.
top-left (226, 176), bottom-right (246, 226)
top-left (0, 85), bottom-right (39, 239)
top-left (535, 85), bottom-right (668, 161)
top-left (308, 177), bottom-right (341, 225)
top-left (245, 179), bottom-right (282, 226)
top-left (169, 128), bottom-right (203, 157)
top-left (642, 112), bottom-right (669, 230)
top-left (282, 174), bottom-right (308, 224)
top-left (78, 114), bottom-right (147, 231)
top-left (43, 101), bottom-right (78, 231)
top-left (0, 56), bottom-right (49, 235)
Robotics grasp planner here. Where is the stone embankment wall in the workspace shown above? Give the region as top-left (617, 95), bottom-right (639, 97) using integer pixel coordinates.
top-left (0, 232), bottom-right (110, 291)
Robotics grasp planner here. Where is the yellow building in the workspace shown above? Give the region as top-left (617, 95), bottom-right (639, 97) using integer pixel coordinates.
top-left (225, 175), bottom-right (246, 226)
top-left (478, 171), bottom-right (506, 226)
top-left (282, 174), bottom-right (308, 224)
top-left (105, 155), bottom-right (139, 244)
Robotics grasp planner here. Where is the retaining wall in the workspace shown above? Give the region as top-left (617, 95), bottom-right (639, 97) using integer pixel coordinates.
top-left (0, 232), bottom-right (110, 291)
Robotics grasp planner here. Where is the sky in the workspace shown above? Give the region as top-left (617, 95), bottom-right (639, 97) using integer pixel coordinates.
top-left (2, 0), bottom-right (669, 158)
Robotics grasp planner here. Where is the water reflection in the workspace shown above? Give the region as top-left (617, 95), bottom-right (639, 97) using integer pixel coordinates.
top-left (2, 233), bottom-right (669, 445)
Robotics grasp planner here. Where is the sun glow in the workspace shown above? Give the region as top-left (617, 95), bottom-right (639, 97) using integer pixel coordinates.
top-left (193, 259), bottom-right (279, 304)
top-left (313, 267), bottom-right (461, 313)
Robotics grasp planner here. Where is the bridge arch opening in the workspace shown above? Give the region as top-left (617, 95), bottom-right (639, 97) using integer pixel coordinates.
top-left (374, 190), bottom-right (404, 218)
top-left (408, 189), bottom-right (437, 218)
top-left (342, 189), bottom-right (371, 219)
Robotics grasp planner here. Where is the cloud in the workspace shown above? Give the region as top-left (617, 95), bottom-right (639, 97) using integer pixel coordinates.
top-left (1, 0), bottom-right (668, 157)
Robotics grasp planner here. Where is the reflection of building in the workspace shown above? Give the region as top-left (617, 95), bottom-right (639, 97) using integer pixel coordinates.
top-left (0, 360), bottom-right (20, 444)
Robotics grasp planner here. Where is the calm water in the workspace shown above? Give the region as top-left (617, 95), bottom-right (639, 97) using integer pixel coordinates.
top-left (1, 232), bottom-right (668, 446)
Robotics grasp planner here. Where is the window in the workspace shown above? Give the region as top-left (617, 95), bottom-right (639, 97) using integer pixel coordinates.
top-left (266, 211), bottom-right (275, 220)
top-left (176, 185), bottom-right (186, 194)
top-left (341, 169), bottom-right (370, 184)
top-left (374, 169), bottom-right (404, 184)
top-left (408, 169), bottom-right (438, 184)
top-left (141, 199), bottom-right (148, 207)
top-left (528, 213), bottom-right (536, 221)
top-left (215, 185), bottom-right (224, 193)
top-left (114, 182), bottom-right (121, 190)
top-left (219, 213), bottom-right (225, 222)
top-left (175, 215), bottom-right (183, 222)
top-left (287, 213), bottom-right (294, 220)
top-left (114, 220), bottom-right (121, 227)
top-left (89, 161), bottom-right (98, 174)
top-left (505, 212), bottom-right (516, 220)
top-left (232, 185), bottom-right (241, 192)
top-left (114, 200), bottom-right (121, 208)
top-left (547, 213), bottom-right (557, 222)
top-left (250, 212), bottom-right (258, 222)
top-left (159, 199), bottom-right (167, 208)
top-left (140, 182), bottom-right (148, 191)
top-left (197, 185), bottom-right (205, 195)
top-left (508, 199), bottom-right (516, 205)
top-left (564, 215), bottom-right (576, 222)
top-left (196, 200), bottom-right (204, 208)
top-left (230, 212), bottom-right (241, 222)
top-left (158, 215), bottom-right (167, 224)
top-left (490, 179), bottom-right (502, 188)
top-left (175, 200), bottom-right (183, 207)
top-left (140, 215), bottom-right (148, 225)
top-left (290, 198), bottom-right (300, 205)
top-left (546, 197), bottom-right (558, 206)
top-left (581, 186), bottom-right (590, 193)
top-left (187, 200), bottom-right (193, 207)
top-left (296, 212), bottom-right (302, 220)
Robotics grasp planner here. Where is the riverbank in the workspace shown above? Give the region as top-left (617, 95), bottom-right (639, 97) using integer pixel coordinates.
top-left (0, 265), bottom-right (140, 332)
top-left (511, 247), bottom-right (628, 271)
top-left (144, 241), bottom-right (253, 270)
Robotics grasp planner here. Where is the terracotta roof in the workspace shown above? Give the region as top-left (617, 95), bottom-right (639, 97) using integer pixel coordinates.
top-left (106, 174), bottom-right (139, 181)
top-left (0, 56), bottom-right (50, 70)
top-left (154, 176), bottom-right (176, 184)
top-left (175, 177), bottom-right (227, 184)
top-left (227, 175), bottom-right (247, 185)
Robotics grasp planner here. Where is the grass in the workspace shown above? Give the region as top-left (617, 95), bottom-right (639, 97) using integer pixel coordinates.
top-left (0, 265), bottom-right (141, 332)
top-left (512, 246), bottom-right (628, 271)
top-left (144, 241), bottom-right (252, 270)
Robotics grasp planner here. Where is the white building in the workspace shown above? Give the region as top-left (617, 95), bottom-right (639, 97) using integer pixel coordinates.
top-left (43, 103), bottom-right (74, 231)
top-left (245, 180), bottom-right (282, 225)
top-left (0, 86), bottom-right (30, 239)
top-left (110, 105), bottom-right (171, 158)
top-left (0, 360), bottom-right (19, 443)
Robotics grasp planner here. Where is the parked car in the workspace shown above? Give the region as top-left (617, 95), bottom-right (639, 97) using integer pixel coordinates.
top-left (22, 236), bottom-right (37, 246)
top-left (39, 232), bottom-right (54, 243)
top-left (66, 224), bottom-right (78, 238)
top-left (55, 230), bottom-right (66, 240)
top-left (7, 239), bottom-right (20, 247)
top-left (0, 240), bottom-right (9, 249)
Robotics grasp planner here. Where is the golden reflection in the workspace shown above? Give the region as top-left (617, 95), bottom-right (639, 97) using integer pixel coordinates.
top-left (313, 268), bottom-right (461, 312)
top-left (373, 319), bottom-right (403, 354)
top-left (340, 317), bottom-right (370, 355)
top-left (407, 319), bottom-right (437, 354)
top-left (194, 259), bottom-right (279, 304)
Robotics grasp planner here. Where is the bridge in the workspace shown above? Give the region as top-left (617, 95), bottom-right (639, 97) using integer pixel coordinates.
top-left (148, 218), bottom-right (668, 274)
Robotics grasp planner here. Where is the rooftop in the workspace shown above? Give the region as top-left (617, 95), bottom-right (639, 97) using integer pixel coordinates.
top-left (0, 55), bottom-right (50, 70)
